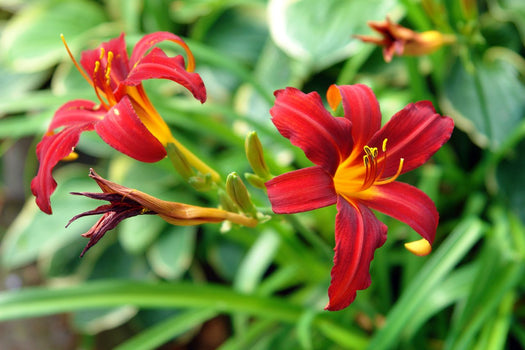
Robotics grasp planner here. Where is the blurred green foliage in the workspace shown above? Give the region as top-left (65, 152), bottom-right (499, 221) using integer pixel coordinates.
top-left (0, 0), bottom-right (524, 349)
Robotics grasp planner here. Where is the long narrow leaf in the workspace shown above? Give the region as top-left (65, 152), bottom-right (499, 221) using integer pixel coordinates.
top-left (367, 217), bottom-right (486, 349)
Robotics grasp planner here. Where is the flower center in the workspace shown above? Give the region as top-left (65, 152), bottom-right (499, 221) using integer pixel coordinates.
top-left (333, 138), bottom-right (404, 199)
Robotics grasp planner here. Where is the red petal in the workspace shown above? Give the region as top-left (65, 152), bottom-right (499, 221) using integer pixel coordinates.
top-left (31, 124), bottom-right (95, 214)
top-left (80, 33), bottom-right (130, 86)
top-left (130, 32), bottom-right (187, 66)
top-left (123, 48), bottom-right (206, 103)
top-left (270, 87), bottom-right (353, 174)
top-left (48, 100), bottom-right (103, 130)
top-left (266, 166), bottom-right (336, 214)
top-left (95, 96), bottom-right (167, 162)
top-left (328, 84), bottom-right (382, 151)
top-left (369, 101), bottom-right (454, 177)
top-left (361, 182), bottom-right (438, 244)
top-left (326, 198), bottom-right (387, 311)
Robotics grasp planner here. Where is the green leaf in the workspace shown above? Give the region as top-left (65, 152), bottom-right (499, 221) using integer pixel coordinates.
top-left (0, 280), bottom-right (368, 348)
top-left (0, 0), bottom-right (107, 72)
top-left (496, 138), bottom-right (525, 224)
top-left (1, 166), bottom-right (98, 269)
top-left (367, 217), bottom-right (486, 349)
top-left (147, 226), bottom-right (196, 280)
top-left (119, 215), bottom-right (166, 255)
top-left (267, 0), bottom-right (397, 71)
top-left (442, 57), bottom-right (525, 150)
top-left (233, 229), bottom-right (280, 293)
top-left (115, 309), bottom-right (216, 350)
top-left (0, 64), bottom-right (49, 100)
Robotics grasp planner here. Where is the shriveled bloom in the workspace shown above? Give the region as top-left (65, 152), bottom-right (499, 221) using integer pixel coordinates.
top-left (355, 17), bottom-right (455, 62)
top-left (265, 84), bottom-right (454, 310)
top-left (32, 32), bottom-right (207, 214)
top-left (68, 169), bottom-right (258, 256)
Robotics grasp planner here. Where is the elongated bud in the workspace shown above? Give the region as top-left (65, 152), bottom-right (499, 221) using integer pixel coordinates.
top-left (245, 173), bottom-right (266, 189)
top-left (460, 0), bottom-right (478, 21)
top-left (245, 131), bottom-right (271, 181)
top-left (166, 142), bottom-right (194, 180)
top-left (226, 172), bottom-right (257, 217)
top-left (218, 188), bottom-right (240, 213)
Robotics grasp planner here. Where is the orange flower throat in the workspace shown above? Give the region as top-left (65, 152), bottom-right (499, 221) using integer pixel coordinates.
top-left (333, 139), bottom-right (404, 201)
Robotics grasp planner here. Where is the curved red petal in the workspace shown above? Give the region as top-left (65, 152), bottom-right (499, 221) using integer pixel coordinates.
top-left (80, 33), bottom-right (130, 84)
top-left (362, 182), bottom-right (438, 244)
top-left (328, 84), bottom-right (382, 151)
top-left (31, 124), bottom-right (95, 214)
top-left (266, 166), bottom-right (336, 214)
top-left (270, 87), bottom-right (353, 174)
top-left (369, 101), bottom-right (454, 177)
top-left (326, 198), bottom-right (387, 311)
top-left (130, 32), bottom-right (187, 66)
top-left (95, 96), bottom-right (166, 162)
top-left (48, 100), bottom-right (104, 131)
top-left (123, 48), bottom-right (206, 103)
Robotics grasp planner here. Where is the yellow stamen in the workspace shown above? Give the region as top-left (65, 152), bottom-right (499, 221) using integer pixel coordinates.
top-left (92, 61), bottom-right (110, 109)
top-left (99, 47), bottom-right (105, 60)
top-left (105, 51), bottom-right (114, 86)
top-left (361, 145), bottom-right (379, 189)
top-left (404, 238), bottom-right (432, 256)
top-left (60, 34), bottom-right (93, 87)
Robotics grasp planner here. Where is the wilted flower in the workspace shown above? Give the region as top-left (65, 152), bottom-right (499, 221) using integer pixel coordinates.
top-left (68, 169), bottom-right (258, 256)
top-left (32, 32), bottom-right (207, 214)
top-left (265, 84), bottom-right (454, 310)
top-left (355, 17), bottom-right (455, 62)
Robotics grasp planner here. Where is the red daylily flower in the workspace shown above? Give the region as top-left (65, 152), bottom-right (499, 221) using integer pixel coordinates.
top-left (68, 169), bottom-right (258, 256)
top-left (355, 17), bottom-right (455, 62)
top-left (31, 32), bottom-right (207, 214)
top-left (265, 84), bottom-right (454, 311)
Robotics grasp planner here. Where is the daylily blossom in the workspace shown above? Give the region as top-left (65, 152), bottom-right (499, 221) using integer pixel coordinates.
top-left (265, 84), bottom-right (454, 311)
top-left (32, 32), bottom-right (208, 214)
top-left (68, 169), bottom-right (258, 256)
top-left (355, 17), bottom-right (455, 62)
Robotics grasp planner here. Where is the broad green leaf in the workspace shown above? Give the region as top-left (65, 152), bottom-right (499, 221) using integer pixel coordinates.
top-left (119, 215), bottom-right (166, 255)
top-left (208, 236), bottom-right (246, 281)
top-left (233, 229), bottom-right (280, 293)
top-left (0, 0), bottom-right (108, 72)
top-left (202, 6), bottom-right (268, 65)
top-left (147, 226), bottom-right (196, 280)
top-left (0, 64), bottom-right (48, 100)
top-left (442, 57), bottom-right (525, 150)
top-left (267, 0), bottom-right (397, 71)
top-left (1, 166), bottom-right (98, 269)
top-left (496, 138), bottom-right (525, 224)
top-left (499, 0), bottom-right (525, 45)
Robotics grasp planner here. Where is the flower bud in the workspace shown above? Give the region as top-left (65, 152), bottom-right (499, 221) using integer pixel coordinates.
top-left (245, 173), bottom-right (266, 190)
top-left (226, 172), bottom-right (257, 217)
top-left (245, 131), bottom-right (271, 181)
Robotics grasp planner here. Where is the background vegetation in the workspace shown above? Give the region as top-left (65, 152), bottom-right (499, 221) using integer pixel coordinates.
top-left (0, 0), bottom-right (524, 349)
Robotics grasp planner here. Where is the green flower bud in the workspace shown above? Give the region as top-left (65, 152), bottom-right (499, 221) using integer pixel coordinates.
top-left (226, 172), bottom-right (257, 217)
top-left (245, 131), bottom-right (271, 180)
